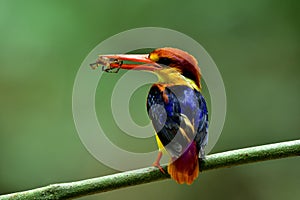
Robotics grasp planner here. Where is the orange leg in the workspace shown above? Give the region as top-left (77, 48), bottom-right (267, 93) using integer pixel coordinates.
top-left (152, 151), bottom-right (166, 174)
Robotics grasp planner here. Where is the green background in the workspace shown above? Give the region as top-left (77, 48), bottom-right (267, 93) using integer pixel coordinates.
top-left (1, 0), bottom-right (299, 199)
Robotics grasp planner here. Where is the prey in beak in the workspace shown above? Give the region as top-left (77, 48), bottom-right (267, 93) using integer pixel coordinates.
top-left (90, 54), bottom-right (161, 73)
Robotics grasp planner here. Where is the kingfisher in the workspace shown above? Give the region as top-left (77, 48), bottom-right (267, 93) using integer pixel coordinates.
top-left (91, 47), bottom-right (208, 185)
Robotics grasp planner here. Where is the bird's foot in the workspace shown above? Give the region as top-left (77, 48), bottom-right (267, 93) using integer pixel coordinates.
top-left (152, 161), bottom-right (166, 174)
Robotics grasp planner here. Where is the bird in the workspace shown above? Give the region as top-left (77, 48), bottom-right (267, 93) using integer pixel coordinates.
top-left (91, 47), bottom-right (208, 185)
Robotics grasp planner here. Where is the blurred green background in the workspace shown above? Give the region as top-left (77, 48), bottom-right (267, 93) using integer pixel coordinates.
top-left (1, 0), bottom-right (299, 199)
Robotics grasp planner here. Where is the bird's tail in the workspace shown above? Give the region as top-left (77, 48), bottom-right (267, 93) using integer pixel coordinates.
top-left (167, 142), bottom-right (199, 185)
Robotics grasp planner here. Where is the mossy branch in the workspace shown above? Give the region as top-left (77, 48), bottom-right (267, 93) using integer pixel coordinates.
top-left (1, 139), bottom-right (299, 200)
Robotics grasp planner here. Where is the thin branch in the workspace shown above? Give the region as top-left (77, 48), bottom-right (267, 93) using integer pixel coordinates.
top-left (1, 139), bottom-right (299, 200)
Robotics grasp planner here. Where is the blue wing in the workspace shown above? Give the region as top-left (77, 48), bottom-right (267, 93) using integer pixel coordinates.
top-left (147, 84), bottom-right (208, 158)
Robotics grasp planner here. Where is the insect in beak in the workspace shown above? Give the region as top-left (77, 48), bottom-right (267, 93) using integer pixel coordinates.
top-left (90, 54), bottom-right (161, 73)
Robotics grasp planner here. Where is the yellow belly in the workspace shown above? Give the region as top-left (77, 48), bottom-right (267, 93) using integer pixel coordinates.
top-left (155, 134), bottom-right (167, 153)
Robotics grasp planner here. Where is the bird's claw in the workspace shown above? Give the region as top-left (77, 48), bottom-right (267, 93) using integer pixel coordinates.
top-left (152, 162), bottom-right (166, 174)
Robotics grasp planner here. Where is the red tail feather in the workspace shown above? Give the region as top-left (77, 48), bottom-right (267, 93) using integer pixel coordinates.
top-left (167, 142), bottom-right (199, 185)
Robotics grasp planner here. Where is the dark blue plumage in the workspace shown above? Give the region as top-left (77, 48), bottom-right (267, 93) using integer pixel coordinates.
top-left (147, 84), bottom-right (208, 158)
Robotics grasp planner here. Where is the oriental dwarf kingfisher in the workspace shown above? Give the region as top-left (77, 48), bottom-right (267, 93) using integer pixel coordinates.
top-left (91, 47), bottom-right (208, 185)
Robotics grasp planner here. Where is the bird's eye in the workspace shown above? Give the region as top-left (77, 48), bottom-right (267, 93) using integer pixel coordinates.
top-left (157, 57), bottom-right (172, 66)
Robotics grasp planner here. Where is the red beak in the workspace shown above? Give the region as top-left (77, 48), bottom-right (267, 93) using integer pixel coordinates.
top-left (90, 54), bottom-right (161, 72)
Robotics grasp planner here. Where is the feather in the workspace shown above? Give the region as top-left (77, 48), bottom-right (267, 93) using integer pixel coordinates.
top-left (147, 84), bottom-right (208, 184)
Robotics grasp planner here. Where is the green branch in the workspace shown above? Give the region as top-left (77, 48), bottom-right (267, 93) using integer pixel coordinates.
top-left (1, 139), bottom-right (299, 200)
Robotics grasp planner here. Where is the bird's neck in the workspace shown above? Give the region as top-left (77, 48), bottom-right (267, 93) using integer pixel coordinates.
top-left (154, 68), bottom-right (201, 91)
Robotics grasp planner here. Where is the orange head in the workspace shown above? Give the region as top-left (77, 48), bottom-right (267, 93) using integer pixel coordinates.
top-left (149, 48), bottom-right (201, 88)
